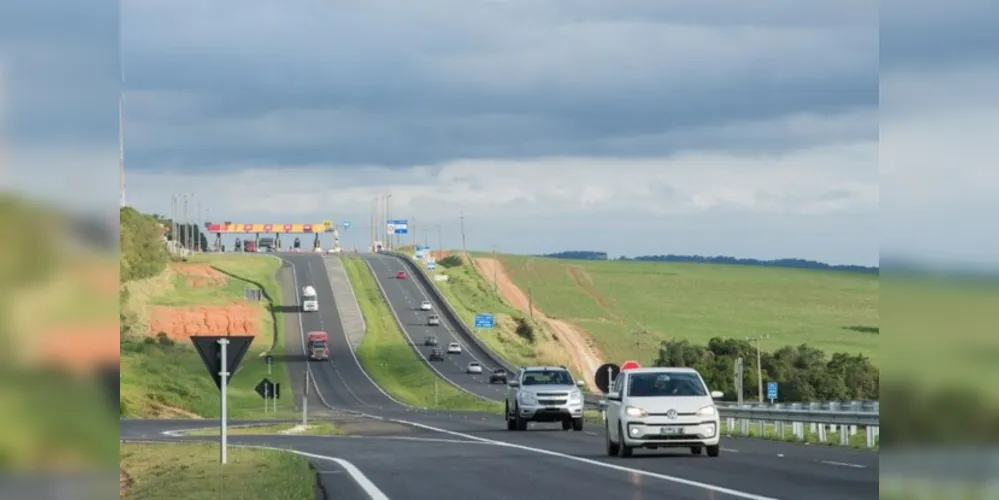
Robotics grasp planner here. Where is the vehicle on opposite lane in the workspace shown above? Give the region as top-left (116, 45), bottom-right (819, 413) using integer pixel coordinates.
top-left (429, 348), bottom-right (445, 361)
top-left (424, 335), bottom-right (438, 346)
top-left (396, 271), bottom-right (407, 279)
top-left (467, 362), bottom-right (483, 374)
top-left (447, 342), bottom-right (462, 354)
top-left (506, 366), bottom-right (586, 432)
top-left (427, 314), bottom-right (441, 326)
top-left (419, 300), bottom-right (433, 311)
top-left (604, 367), bottom-right (723, 458)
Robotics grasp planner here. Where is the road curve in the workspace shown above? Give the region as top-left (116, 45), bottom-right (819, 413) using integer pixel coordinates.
top-left (122, 253), bottom-right (877, 499)
top-left (361, 252), bottom-right (508, 402)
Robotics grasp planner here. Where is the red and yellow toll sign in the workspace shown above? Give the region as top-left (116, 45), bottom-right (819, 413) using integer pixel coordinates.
top-left (206, 221), bottom-right (334, 233)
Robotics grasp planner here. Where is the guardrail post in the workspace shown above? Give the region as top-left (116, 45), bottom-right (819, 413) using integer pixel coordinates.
top-left (808, 402), bottom-right (819, 434)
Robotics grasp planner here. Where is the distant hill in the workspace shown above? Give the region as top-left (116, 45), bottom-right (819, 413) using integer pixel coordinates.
top-left (539, 250), bottom-right (878, 274)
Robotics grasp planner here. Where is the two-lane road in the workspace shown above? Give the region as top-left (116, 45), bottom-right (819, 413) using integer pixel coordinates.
top-left (362, 252), bottom-right (508, 401)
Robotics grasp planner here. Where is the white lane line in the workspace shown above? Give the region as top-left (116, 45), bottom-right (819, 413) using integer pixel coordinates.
top-left (820, 460), bottom-right (866, 469)
top-left (380, 416), bottom-right (780, 500)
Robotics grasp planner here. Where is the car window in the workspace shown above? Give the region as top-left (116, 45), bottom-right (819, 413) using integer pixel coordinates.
top-left (612, 373), bottom-right (624, 394)
top-left (627, 372), bottom-right (707, 397)
top-left (522, 370), bottom-right (573, 386)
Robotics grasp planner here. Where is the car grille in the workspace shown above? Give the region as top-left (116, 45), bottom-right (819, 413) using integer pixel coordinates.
top-left (537, 392), bottom-right (569, 406)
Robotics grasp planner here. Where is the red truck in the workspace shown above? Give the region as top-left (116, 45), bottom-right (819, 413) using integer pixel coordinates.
top-left (307, 331), bottom-right (329, 360)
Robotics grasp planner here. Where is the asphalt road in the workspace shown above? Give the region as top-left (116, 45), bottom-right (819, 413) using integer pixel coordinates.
top-left (122, 252), bottom-right (878, 500)
top-left (361, 252), bottom-right (510, 402)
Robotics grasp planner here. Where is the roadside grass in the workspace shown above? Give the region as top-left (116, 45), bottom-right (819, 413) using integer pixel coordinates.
top-left (720, 420), bottom-right (878, 450)
top-left (494, 254), bottom-right (880, 364)
top-left (120, 442), bottom-right (314, 500)
top-left (426, 254), bottom-right (574, 371)
top-left (120, 254), bottom-right (292, 419)
top-left (182, 421), bottom-right (340, 436)
top-left (343, 256), bottom-right (502, 412)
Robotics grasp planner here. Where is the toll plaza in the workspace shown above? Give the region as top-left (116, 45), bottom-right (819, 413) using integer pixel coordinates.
top-left (204, 221), bottom-right (338, 252)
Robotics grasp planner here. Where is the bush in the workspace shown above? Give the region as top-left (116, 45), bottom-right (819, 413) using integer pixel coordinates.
top-left (438, 255), bottom-right (463, 268)
top-left (513, 317), bottom-right (535, 343)
top-left (120, 206), bottom-right (169, 283)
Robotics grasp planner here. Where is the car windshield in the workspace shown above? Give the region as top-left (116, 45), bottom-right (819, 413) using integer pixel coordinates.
top-left (311, 341), bottom-right (327, 348)
top-left (522, 370), bottom-right (574, 386)
top-left (494, 369), bottom-right (506, 374)
top-left (469, 363), bottom-right (480, 367)
top-left (627, 372), bottom-right (707, 397)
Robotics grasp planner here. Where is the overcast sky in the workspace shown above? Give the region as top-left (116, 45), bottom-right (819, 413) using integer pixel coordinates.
top-left (4, 1), bottom-right (996, 267)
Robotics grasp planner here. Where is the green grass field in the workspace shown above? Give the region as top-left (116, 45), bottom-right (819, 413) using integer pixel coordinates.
top-left (343, 256), bottom-right (502, 412)
top-left (120, 442), bottom-right (315, 499)
top-left (120, 254), bottom-right (294, 419)
top-left (428, 255), bottom-right (576, 373)
top-left (492, 254), bottom-right (880, 364)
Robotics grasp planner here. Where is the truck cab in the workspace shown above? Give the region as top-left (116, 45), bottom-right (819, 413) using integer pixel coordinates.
top-left (301, 285), bottom-right (318, 312)
top-left (306, 331), bottom-right (329, 360)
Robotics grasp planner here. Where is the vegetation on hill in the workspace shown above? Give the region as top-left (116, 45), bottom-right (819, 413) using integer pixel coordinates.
top-left (541, 250), bottom-right (878, 274)
top-left (655, 338), bottom-right (878, 401)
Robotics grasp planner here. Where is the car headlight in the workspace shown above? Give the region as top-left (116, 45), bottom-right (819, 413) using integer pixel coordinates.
top-left (568, 391), bottom-right (582, 403)
top-left (696, 405), bottom-right (717, 416)
top-left (625, 406), bottom-right (647, 418)
top-left (520, 392), bottom-right (538, 405)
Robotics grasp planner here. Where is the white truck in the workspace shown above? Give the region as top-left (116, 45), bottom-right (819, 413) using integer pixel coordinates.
top-left (505, 366), bottom-right (586, 431)
top-left (301, 285), bottom-right (318, 312)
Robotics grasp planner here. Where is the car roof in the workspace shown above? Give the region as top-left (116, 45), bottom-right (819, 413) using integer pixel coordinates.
top-left (625, 367), bottom-right (699, 375)
top-left (524, 366), bottom-right (570, 372)
top-left (468, 362), bottom-right (480, 365)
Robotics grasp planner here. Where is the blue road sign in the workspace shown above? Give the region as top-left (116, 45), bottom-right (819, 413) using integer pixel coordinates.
top-left (342, 221), bottom-right (351, 228)
top-left (474, 313), bottom-right (494, 328)
top-left (386, 219), bottom-right (408, 234)
top-left (767, 381), bottom-right (778, 401)
top-left (427, 262), bottom-right (436, 270)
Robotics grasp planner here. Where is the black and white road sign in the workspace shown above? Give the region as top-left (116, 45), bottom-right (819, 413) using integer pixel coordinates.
top-left (255, 378), bottom-right (277, 399)
top-left (191, 336), bottom-right (254, 389)
top-left (593, 363), bottom-right (621, 394)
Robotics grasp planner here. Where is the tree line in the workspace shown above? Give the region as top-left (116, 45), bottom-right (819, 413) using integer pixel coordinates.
top-left (120, 207), bottom-right (170, 336)
top-left (651, 338), bottom-right (879, 402)
top-left (538, 250), bottom-right (878, 274)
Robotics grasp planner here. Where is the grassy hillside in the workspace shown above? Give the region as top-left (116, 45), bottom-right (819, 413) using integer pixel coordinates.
top-left (120, 254), bottom-right (294, 418)
top-left (426, 255), bottom-right (575, 372)
top-left (343, 256), bottom-right (501, 411)
top-left (492, 254), bottom-right (879, 363)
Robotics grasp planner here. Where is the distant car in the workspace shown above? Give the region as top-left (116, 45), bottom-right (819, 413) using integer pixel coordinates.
top-left (428, 348), bottom-right (445, 361)
top-left (489, 369), bottom-right (508, 384)
top-left (447, 342), bottom-right (462, 354)
top-left (396, 271), bottom-right (407, 279)
top-left (427, 314), bottom-right (440, 326)
top-left (467, 362), bottom-right (483, 374)
top-left (424, 335), bottom-right (438, 346)
top-left (419, 300), bottom-right (432, 311)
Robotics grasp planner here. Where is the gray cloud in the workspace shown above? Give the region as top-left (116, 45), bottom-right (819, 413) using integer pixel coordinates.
top-left (881, 0), bottom-right (999, 71)
top-left (121, 0), bottom-right (878, 171)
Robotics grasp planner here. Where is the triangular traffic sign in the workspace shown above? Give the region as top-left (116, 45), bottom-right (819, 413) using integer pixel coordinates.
top-left (191, 336), bottom-right (255, 390)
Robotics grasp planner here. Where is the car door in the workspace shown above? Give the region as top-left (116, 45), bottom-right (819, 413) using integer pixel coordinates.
top-left (606, 372), bottom-right (626, 438)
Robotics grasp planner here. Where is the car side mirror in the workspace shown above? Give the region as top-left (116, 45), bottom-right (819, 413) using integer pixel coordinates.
top-left (710, 391), bottom-right (724, 399)
top-left (508, 381), bottom-right (519, 388)
top-left (606, 392), bottom-right (620, 401)
top-left (576, 380), bottom-right (586, 388)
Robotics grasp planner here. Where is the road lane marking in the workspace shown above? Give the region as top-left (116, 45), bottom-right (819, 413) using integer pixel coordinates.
top-left (820, 460), bottom-right (866, 468)
top-left (381, 416), bottom-right (780, 500)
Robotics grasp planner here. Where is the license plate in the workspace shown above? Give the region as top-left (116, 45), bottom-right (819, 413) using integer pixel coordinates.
top-left (545, 407), bottom-right (559, 411)
top-left (659, 426), bottom-right (683, 435)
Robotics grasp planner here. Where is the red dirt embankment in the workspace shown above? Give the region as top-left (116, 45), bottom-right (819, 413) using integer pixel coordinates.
top-left (149, 305), bottom-right (260, 341)
top-left (475, 257), bottom-right (605, 392)
top-left (171, 264), bottom-right (228, 287)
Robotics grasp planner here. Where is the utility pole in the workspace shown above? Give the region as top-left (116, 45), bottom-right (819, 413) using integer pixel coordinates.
top-left (182, 193), bottom-right (189, 252)
top-left (746, 335), bottom-right (768, 402)
top-left (412, 217), bottom-right (417, 248)
top-left (491, 245), bottom-right (498, 293)
top-left (459, 212), bottom-right (467, 256)
top-left (386, 194), bottom-right (392, 249)
top-left (435, 224), bottom-right (442, 259)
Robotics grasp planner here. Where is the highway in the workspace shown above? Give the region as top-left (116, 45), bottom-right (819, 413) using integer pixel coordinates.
top-left (121, 253), bottom-right (878, 499)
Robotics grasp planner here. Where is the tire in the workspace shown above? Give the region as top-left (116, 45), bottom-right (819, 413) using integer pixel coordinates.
top-left (605, 424), bottom-right (619, 456)
top-left (515, 406), bottom-right (528, 431)
top-left (572, 417), bottom-right (584, 431)
top-left (690, 446), bottom-right (702, 455)
top-left (506, 404), bottom-right (516, 431)
top-left (706, 445), bottom-right (720, 457)
top-left (562, 420), bottom-right (572, 431)
top-left (616, 424), bottom-right (633, 457)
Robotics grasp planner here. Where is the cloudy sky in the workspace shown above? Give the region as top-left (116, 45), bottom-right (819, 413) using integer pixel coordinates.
top-left (4, 1), bottom-right (996, 267)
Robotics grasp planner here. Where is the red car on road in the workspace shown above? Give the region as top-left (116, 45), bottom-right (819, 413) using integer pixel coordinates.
top-left (396, 271), bottom-right (407, 279)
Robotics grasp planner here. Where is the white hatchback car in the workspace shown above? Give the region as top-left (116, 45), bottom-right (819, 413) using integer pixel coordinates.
top-left (419, 300), bottom-right (433, 311)
top-left (447, 342), bottom-right (462, 354)
top-left (603, 367), bottom-right (723, 457)
top-left (466, 362), bottom-right (483, 374)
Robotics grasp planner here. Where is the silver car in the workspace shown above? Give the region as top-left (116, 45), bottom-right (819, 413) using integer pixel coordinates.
top-left (466, 362), bottom-right (483, 374)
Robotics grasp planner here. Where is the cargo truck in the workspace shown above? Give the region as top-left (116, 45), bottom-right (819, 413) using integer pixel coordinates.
top-left (307, 331), bottom-right (329, 360)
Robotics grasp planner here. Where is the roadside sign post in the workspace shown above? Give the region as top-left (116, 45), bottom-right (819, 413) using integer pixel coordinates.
top-left (191, 335), bottom-right (254, 466)
top-left (264, 381), bottom-right (269, 412)
top-left (219, 338), bottom-right (229, 464)
top-left (767, 382), bottom-right (778, 404)
top-left (302, 370), bottom-right (309, 426)
top-left (474, 313), bottom-right (494, 334)
top-left (265, 354), bottom-right (273, 375)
